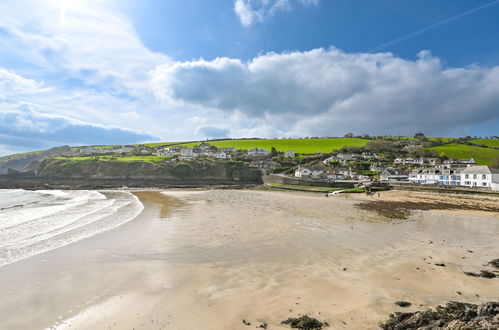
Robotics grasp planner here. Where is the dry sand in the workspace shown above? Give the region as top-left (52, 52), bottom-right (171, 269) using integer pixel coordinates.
top-left (0, 189), bottom-right (497, 329)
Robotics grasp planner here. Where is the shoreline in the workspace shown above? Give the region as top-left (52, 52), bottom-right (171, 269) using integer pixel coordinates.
top-left (0, 189), bottom-right (497, 329)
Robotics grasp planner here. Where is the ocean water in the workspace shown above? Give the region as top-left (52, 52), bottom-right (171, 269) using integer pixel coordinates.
top-left (0, 189), bottom-right (143, 267)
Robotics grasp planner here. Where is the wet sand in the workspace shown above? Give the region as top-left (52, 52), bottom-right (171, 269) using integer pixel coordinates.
top-left (0, 189), bottom-right (497, 329)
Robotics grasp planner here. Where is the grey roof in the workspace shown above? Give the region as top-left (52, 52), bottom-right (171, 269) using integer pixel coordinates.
top-left (461, 166), bottom-right (493, 174)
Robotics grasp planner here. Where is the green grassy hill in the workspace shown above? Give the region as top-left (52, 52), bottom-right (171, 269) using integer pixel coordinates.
top-left (469, 139), bottom-right (499, 148)
top-left (428, 144), bottom-right (499, 166)
top-left (168, 138), bottom-right (369, 153)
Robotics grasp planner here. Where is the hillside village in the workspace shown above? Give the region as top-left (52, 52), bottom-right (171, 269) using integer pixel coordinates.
top-left (68, 136), bottom-right (499, 192)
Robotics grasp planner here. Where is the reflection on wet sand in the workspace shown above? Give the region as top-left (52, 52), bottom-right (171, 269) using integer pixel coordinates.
top-left (0, 189), bottom-right (497, 330)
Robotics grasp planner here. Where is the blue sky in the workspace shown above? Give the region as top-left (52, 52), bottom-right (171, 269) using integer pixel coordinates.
top-left (1, 0), bottom-right (499, 155)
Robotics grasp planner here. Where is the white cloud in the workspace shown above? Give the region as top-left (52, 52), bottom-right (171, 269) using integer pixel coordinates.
top-left (151, 48), bottom-right (499, 137)
top-left (233, 0), bottom-right (318, 27)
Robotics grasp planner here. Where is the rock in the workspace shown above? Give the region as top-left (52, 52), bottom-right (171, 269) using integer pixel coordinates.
top-left (489, 259), bottom-right (499, 268)
top-left (258, 322), bottom-right (268, 329)
top-left (380, 301), bottom-right (499, 330)
top-left (242, 319), bottom-right (251, 326)
top-left (435, 263), bottom-right (446, 267)
top-left (464, 270), bottom-right (497, 278)
top-left (394, 301), bottom-right (412, 307)
top-left (281, 315), bottom-right (329, 329)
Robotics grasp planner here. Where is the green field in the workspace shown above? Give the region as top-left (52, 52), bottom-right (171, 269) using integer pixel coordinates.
top-left (170, 138), bottom-right (369, 153)
top-left (428, 144), bottom-right (499, 166)
top-left (470, 139), bottom-right (499, 148)
top-left (54, 155), bottom-right (172, 164)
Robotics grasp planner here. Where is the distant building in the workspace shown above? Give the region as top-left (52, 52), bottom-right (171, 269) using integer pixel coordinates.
top-left (380, 168), bottom-right (408, 181)
top-left (369, 163), bottom-right (388, 172)
top-left (284, 150), bottom-right (295, 158)
top-left (79, 146), bottom-right (97, 154)
top-left (444, 158), bottom-right (476, 166)
top-left (213, 151), bottom-right (230, 159)
top-left (180, 147), bottom-right (196, 158)
top-left (294, 166), bottom-right (326, 179)
top-left (250, 160), bottom-right (279, 169)
top-left (247, 148), bottom-right (270, 157)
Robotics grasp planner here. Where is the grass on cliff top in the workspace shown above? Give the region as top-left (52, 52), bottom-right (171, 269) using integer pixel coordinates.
top-left (54, 155), bottom-right (172, 164)
top-left (428, 144), bottom-right (499, 166)
top-left (170, 138), bottom-right (369, 153)
top-left (469, 139), bottom-right (499, 148)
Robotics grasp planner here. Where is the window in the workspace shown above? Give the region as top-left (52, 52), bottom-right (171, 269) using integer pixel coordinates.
top-left (482, 183), bottom-right (487, 186)
top-left (473, 174), bottom-right (477, 179)
top-left (465, 174), bottom-right (469, 179)
top-left (482, 175), bottom-right (486, 179)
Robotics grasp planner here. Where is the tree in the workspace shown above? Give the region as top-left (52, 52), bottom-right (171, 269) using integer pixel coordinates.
top-left (270, 147), bottom-right (278, 157)
top-left (414, 132), bottom-right (425, 140)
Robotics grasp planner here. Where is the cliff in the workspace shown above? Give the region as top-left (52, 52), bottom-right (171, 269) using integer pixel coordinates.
top-left (0, 146), bottom-right (72, 174)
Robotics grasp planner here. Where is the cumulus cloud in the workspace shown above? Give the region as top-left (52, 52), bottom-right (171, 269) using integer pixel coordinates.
top-left (233, 0), bottom-right (319, 27)
top-left (151, 48), bottom-right (499, 136)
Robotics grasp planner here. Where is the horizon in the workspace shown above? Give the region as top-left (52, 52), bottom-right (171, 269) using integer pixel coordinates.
top-left (1, 0), bottom-right (499, 156)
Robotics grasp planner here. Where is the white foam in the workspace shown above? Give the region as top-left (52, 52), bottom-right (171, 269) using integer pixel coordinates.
top-left (0, 190), bottom-right (143, 267)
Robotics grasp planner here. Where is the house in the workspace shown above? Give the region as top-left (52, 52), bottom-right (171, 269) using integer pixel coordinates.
top-left (180, 147), bottom-right (196, 158)
top-left (444, 158), bottom-right (476, 166)
top-left (369, 163), bottom-right (388, 172)
top-left (79, 146), bottom-right (97, 154)
top-left (324, 167), bottom-right (352, 180)
top-left (219, 147), bottom-right (237, 153)
top-left (193, 143), bottom-right (213, 154)
top-left (294, 166), bottom-right (326, 179)
top-left (284, 150), bottom-right (296, 158)
top-left (323, 153), bottom-right (355, 166)
top-left (461, 166), bottom-right (499, 190)
top-left (409, 168), bottom-right (463, 186)
top-left (110, 145), bottom-right (135, 154)
top-left (336, 153), bottom-right (357, 161)
top-left (250, 160), bottom-right (279, 169)
top-left (156, 148), bottom-right (177, 157)
top-left (247, 148), bottom-right (270, 157)
top-left (380, 168), bottom-right (408, 181)
top-left (361, 152), bottom-right (378, 160)
top-left (213, 151), bottom-right (230, 159)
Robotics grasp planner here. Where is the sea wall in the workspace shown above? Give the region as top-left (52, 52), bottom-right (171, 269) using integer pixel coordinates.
top-left (262, 174), bottom-right (356, 188)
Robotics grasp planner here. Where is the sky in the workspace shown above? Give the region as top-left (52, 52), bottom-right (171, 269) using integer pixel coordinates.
top-left (1, 0), bottom-right (499, 155)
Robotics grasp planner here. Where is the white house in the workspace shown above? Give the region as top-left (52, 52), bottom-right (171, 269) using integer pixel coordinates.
top-left (409, 168), bottom-right (463, 186)
top-left (294, 166), bottom-right (325, 179)
top-left (444, 158), bottom-right (476, 166)
top-left (110, 145), bottom-right (135, 154)
top-left (247, 148), bottom-right (270, 156)
top-left (461, 166), bottom-right (499, 190)
top-left (284, 150), bottom-right (295, 158)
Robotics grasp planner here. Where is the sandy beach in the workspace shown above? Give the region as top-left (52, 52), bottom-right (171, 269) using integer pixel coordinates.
top-left (0, 189), bottom-right (498, 329)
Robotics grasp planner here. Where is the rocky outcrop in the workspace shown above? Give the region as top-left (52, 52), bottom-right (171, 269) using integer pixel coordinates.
top-left (380, 301), bottom-right (499, 329)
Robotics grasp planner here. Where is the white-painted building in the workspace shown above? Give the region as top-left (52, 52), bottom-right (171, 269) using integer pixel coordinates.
top-left (284, 150), bottom-right (295, 158)
top-left (156, 148), bottom-right (177, 157)
top-left (294, 166), bottom-right (325, 179)
top-left (461, 166), bottom-right (499, 190)
top-left (247, 148), bottom-right (270, 157)
top-left (213, 151), bottom-right (230, 159)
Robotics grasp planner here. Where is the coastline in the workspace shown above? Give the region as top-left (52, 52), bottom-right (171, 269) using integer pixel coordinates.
top-left (0, 189), bottom-right (497, 329)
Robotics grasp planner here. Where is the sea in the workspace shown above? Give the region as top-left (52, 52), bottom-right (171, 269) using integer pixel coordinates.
top-left (0, 189), bottom-right (143, 267)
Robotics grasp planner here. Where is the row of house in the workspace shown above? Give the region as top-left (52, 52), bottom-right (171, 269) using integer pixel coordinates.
top-left (78, 145), bottom-right (150, 154)
top-left (409, 165), bottom-right (499, 190)
top-left (156, 146), bottom-right (231, 159)
top-left (247, 148), bottom-right (295, 157)
top-left (294, 166), bottom-right (370, 181)
top-left (323, 152), bottom-right (379, 166)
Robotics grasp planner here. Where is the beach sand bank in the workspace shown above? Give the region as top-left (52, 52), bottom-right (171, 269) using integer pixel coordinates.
top-left (0, 189), bottom-right (497, 329)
